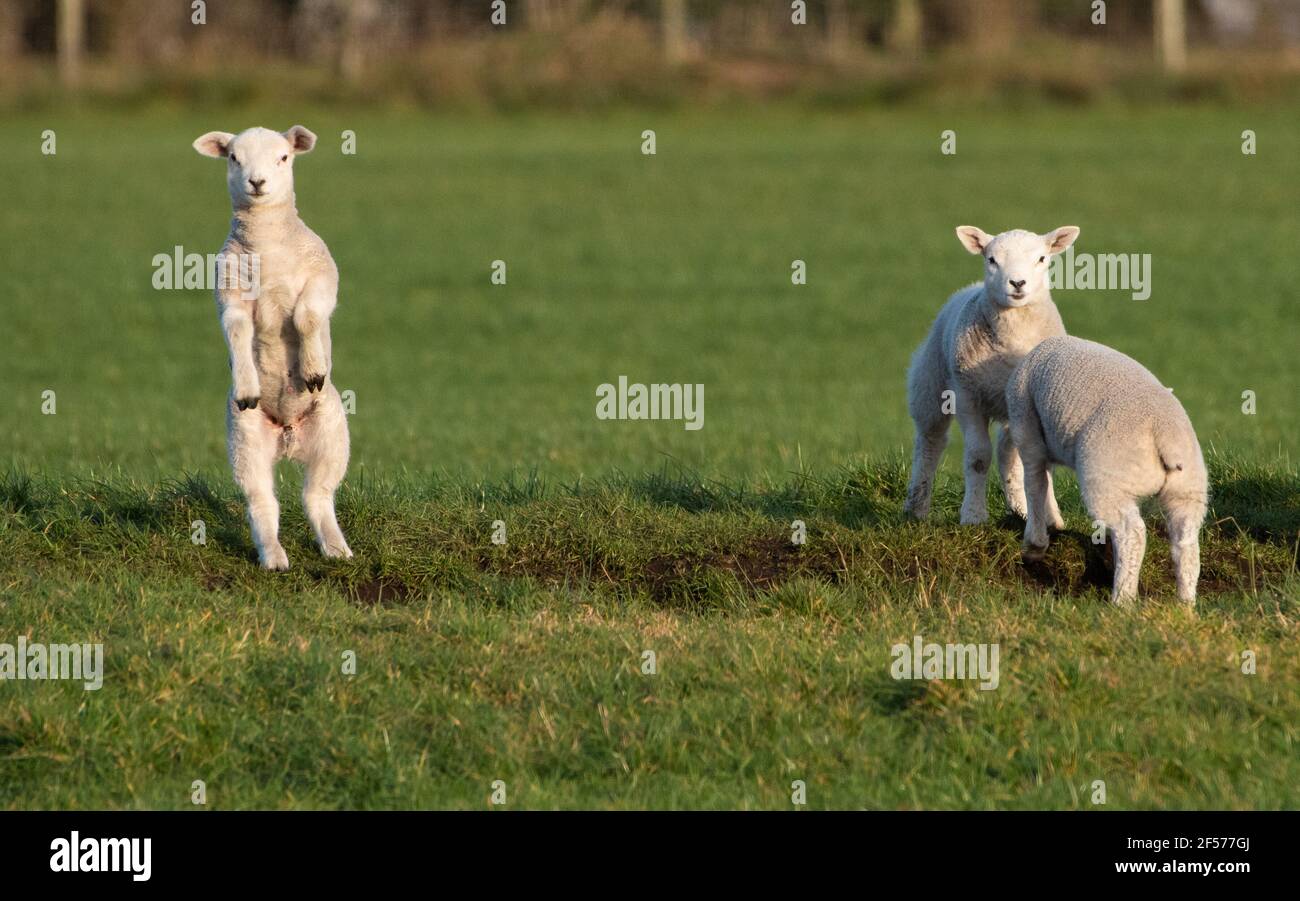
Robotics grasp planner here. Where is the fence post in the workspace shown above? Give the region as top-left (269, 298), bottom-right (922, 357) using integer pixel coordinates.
top-left (662, 0), bottom-right (689, 63)
top-left (826, 0), bottom-right (854, 61)
top-left (58, 0), bottom-right (85, 87)
top-left (1155, 0), bottom-right (1188, 72)
top-left (887, 0), bottom-right (922, 56)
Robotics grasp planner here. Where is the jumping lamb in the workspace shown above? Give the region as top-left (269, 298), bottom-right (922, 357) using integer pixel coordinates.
top-left (193, 125), bottom-right (352, 570)
top-left (1007, 336), bottom-right (1208, 605)
top-left (904, 225), bottom-right (1080, 524)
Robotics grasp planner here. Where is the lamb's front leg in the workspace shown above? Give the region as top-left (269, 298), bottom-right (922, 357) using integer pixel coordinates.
top-left (1043, 468), bottom-right (1066, 531)
top-left (1019, 456), bottom-right (1052, 561)
top-left (293, 274), bottom-right (338, 392)
top-left (995, 424), bottom-right (1027, 518)
top-left (957, 404), bottom-right (993, 524)
top-left (999, 426), bottom-right (1064, 527)
top-left (220, 296), bottom-right (261, 409)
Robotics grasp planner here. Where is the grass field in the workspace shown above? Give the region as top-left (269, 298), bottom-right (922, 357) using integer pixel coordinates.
top-left (0, 103), bottom-right (1297, 808)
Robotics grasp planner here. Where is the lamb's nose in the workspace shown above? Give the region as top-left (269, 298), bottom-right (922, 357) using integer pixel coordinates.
top-left (1009, 279), bottom-right (1026, 290)
top-left (249, 178), bottom-right (266, 191)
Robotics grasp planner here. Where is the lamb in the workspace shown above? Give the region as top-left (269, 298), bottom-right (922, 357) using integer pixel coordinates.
top-left (904, 225), bottom-right (1079, 525)
top-left (192, 125), bottom-right (352, 570)
top-left (1007, 336), bottom-right (1208, 605)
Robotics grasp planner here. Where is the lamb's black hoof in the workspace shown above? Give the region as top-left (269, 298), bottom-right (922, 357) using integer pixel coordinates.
top-left (1021, 542), bottom-right (1048, 563)
top-left (236, 397), bottom-right (259, 411)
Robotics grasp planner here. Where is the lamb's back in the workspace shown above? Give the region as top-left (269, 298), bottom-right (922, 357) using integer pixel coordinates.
top-left (1019, 336), bottom-right (1191, 468)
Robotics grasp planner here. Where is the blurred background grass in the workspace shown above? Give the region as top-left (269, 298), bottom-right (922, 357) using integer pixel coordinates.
top-left (1, 105), bottom-right (1295, 481)
top-left (1, 1), bottom-right (1296, 482)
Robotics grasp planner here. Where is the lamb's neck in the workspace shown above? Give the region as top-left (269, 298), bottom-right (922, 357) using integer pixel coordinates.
top-left (230, 201), bottom-right (301, 250)
top-left (981, 289), bottom-right (1055, 335)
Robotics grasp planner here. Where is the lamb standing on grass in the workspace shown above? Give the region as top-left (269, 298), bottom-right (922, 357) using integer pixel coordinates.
top-left (1007, 336), bottom-right (1208, 605)
top-left (904, 226), bottom-right (1079, 524)
top-left (193, 126), bottom-right (352, 570)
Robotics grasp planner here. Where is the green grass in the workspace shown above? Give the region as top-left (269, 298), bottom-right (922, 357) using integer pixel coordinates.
top-left (0, 104), bottom-right (1297, 808)
top-left (1, 457), bottom-right (1297, 809)
top-left (1, 104), bottom-right (1295, 477)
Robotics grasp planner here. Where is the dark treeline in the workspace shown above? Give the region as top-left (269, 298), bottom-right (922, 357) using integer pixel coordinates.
top-left (4, 1), bottom-right (1299, 104)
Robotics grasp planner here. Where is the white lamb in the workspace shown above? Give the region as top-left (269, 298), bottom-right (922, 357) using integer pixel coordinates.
top-left (193, 125), bottom-right (352, 570)
top-left (904, 225), bottom-right (1080, 525)
top-left (1007, 336), bottom-right (1208, 605)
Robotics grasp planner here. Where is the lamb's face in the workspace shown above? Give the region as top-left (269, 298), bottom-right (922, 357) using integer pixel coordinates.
top-left (192, 126), bottom-right (317, 210)
top-left (956, 226), bottom-right (1080, 308)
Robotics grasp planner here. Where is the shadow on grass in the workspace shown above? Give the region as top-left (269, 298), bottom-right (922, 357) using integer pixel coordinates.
top-left (618, 457), bottom-right (1300, 551)
top-left (1210, 470), bottom-right (1300, 548)
top-left (2, 457), bottom-right (1294, 605)
top-left (611, 458), bottom-right (909, 528)
top-left (1020, 529), bottom-right (1115, 595)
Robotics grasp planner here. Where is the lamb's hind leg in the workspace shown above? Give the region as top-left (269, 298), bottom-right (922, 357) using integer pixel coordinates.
top-left (229, 405), bottom-right (288, 570)
top-left (904, 413), bottom-right (950, 520)
top-left (1111, 504), bottom-right (1146, 605)
top-left (1085, 486), bottom-right (1145, 606)
top-left (299, 392), bottom-right (352, 559)
top-left (1163, 491), bottom-right (1206, 606)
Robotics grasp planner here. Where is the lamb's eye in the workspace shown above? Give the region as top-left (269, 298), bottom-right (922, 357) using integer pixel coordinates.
top-left (280, 154), bottom-right (288, 163)
top-left (987, 256), bottom-right (995, 264)
top-left (229, 153), bottom-right (237, 164)
top-left (1038, 256), bottom-right (1045, 263)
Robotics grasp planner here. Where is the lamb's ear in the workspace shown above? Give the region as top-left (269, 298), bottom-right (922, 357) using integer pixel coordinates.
top-left (1045, 226), bottom-right (1080, 255)
top-left (193, 131), bottom-right (234, 158)
top-left (283, 125), bottom-right (317, 154)
top-left (955, 226), bottom-right (992, 255)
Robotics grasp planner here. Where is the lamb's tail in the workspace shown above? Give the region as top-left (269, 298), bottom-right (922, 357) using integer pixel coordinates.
top-left (1156, 433), bottom-right (1186, 502)
top-left (1154, 422), bottom-right (1204, 503)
